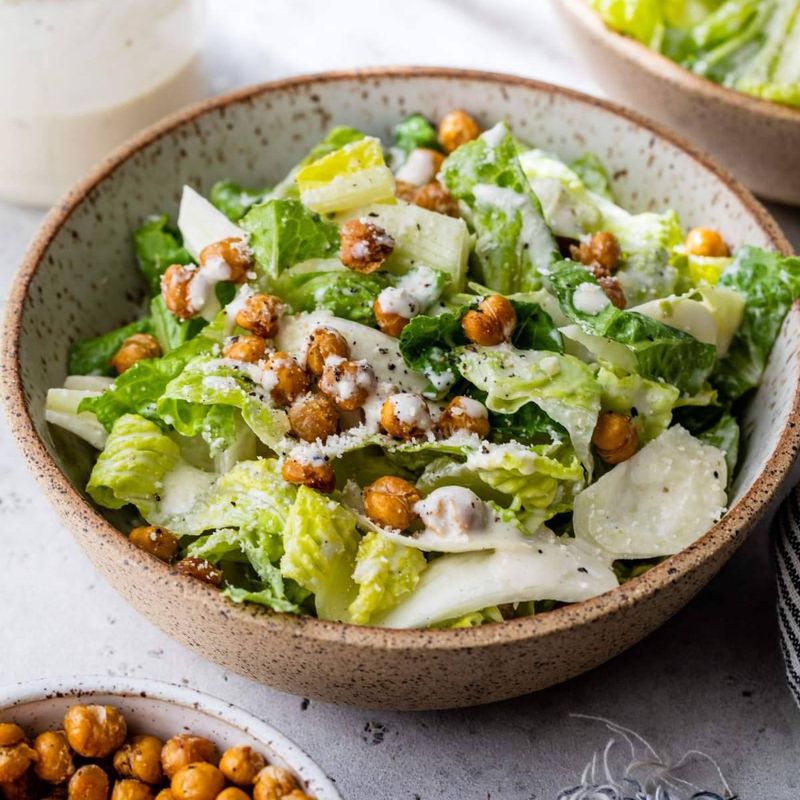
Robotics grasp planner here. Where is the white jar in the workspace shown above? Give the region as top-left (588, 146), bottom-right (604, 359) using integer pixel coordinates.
top-left (0, 0), bottom-right (207, 206)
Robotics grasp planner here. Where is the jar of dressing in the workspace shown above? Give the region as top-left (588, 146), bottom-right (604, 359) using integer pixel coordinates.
top-left (0, 0), bottom-right (207, 206)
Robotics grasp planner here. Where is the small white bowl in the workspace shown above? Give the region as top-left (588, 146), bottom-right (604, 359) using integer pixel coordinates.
top-left (0, 677), bottom-right (340, 800)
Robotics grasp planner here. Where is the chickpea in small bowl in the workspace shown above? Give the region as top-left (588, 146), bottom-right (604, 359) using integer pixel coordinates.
top-left (0, 680), bottom-right (338, 800)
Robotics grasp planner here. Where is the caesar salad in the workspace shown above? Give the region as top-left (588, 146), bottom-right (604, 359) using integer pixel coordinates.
top-left (45, 109), bottom-right (800, 629)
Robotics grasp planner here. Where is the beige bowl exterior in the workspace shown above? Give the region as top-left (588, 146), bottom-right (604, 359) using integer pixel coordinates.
top-left (554, 0), bottom-right (800, 205)
top-left (4, 68), bottom-right (800, 710)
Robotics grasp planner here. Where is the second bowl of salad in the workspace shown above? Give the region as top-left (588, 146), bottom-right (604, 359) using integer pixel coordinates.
top-left (5, 68), bottom-right (800, 709)
top-left (555, 0), bottom-right (800, 205)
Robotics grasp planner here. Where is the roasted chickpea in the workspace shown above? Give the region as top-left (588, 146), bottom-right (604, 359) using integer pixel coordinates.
top-left (597, 275), bottom-right (627, 310)
top-left (437, 396), bottom-right (490, 439)
top-left (305, 328), bottom-right (349, 377)
top-left (110, 334), bottom-right (161, 375)
top-left (395, 180), bottom-right (418, 202)
top-left (461, 295), bottom-right (516, 346)
top-left (0, 741), bottom-right (36, 784)
top-left (223, 335), bottom-right (269, 364)
top-left (111, 781), bottom-right (152, 800)
top-left (412, 182), bottom-right (460, 218)
top-left (218, 746), bottom-right (266, 787)
top-left (129, 526), bottom-right (179, 563)
top-left (685, 227), bottom-right (729, 258)
top-left (64, 706), bottom-right (126, 759)
top-left (281, 454), bottom-right (336, 494)
top-left (175, 557), bottom-right (224, 588)
top-left (380, 394), bottom-right (432, 440)
top-left (438, 109), bottom-right (481, 153)
top-left (33, 732), bottom-right (74, 784)
top-left (154, 791), bottom-right (174, 800)
top-left (363, 476), bottom-right (422, 530)
top-left (235, 294), bottom-right (284, 339)
top-left (339, 219), bottom-right (395, 274)
top-left (113, 735), bottom-right (163, 785)
top-left (592, 411), bottom-right (638, 464)
top-left (68, 766), bottom-right (109, 800)
top-left (570, 232), bottom-right (621, 275)
top-left (171, 763), bottom-right (224, 800)
top-left (160, 736), bottom-right (218, 780)
top-left (373, 298), bottom-right (409, 338)
top-left (319, 359), bottom-right (375, 411)
top-left (264, 352), bottom-right (309, 406)
top-left (215, 790), bottom-right (248, 800)
top-left (0, 726), bottom-right (25, 748)
top-left (161, 265), bottom-right (199, 321)
top-left (397, 148), bottom-right (445, 186)
top-left (280, 792), bottom-right (311, 800)
top-left (198, 237), bottom-right (253, 284)
top-left (288, 394), bottom-right (338, 442)
top-left (253, 766), bottom-right (298, 800)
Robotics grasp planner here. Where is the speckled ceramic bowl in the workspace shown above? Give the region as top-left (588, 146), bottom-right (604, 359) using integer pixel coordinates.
top-left (4, 68), bottom-right (800, 710)
top-left (0, 677), bottom-right (339, 798)
top-left (554, 0), bottom-right (800, 205)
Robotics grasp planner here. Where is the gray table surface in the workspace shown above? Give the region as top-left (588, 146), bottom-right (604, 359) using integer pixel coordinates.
top-left (1, 1), bottom-right (799, 797)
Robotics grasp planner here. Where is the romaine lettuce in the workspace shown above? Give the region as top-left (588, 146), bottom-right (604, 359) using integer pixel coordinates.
top-left (150, 295), bottom-right (207, 354)
top-left (240, 199), bottom-right (340, 289)
top-left (87, 414), bottom-right (181, 516)
top-left (210, 181), bottom-right (270, 222)
top-left (550, 260), bottom-right (716, 394)
top-left (393, 114), bottom-right (441, 154)
top-left (439, 123), bottom-right (558, 293)
top-left (348, 532), bottom-right (427, 625)
top-left (569, 152), bottom-right (615, 201)
top-left (133, 214), bottom-right (193, 296)
top-left (280, 487), bottom-right (361, 621)
top-left (713, 245), bottom-right (800, 400)
top-left (68, 318), bottom-right (154, 377)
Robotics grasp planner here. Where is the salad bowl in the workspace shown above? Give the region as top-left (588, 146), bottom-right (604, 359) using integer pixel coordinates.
top-left (4, 67), bottom-right (800, 710)
top-left (554, 0), bottom-right (800, 205)
top-left (0, 677), bottom-right (340, 799)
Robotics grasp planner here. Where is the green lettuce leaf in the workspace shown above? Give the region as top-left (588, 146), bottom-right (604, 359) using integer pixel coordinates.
top-left (348, 531), bottom-right (427, 625)
top-left (210, 181), bottom-right (270, 222)
top-left (78, 317), bottom-right (225, 431)
top-left (569, 152), bottom-right (615, 200)
top-left (393, 113), bottom-right (441, 154)
top-left (87, 414), bottom-right (181, 516)
top-left (488, 401), bottom-right (569, 446)
top-left (68, 318), bottom-right (154, 377)
top-left (240, 198), bottom-right (340, 289)
top-left (157, 356), bottom-right (291, 451)
top-left (150, 295), bottom-right (207, 354)
top-left (133, 214), bottom-right (193, 296)
top-left (439, 123), bottom-right (558, 293)
top-left (456, 344), bottom-right (601, 470)
top-left (434, 606), bottom-right (504, 628)
top-left (550, 260), bottom-right (716, 394)
top-left (713, 245), bottom-right (800, 400)
top-left (280, 486), bottom-right (361, 622)
top-left (589, 0), bottom-right (666, 47)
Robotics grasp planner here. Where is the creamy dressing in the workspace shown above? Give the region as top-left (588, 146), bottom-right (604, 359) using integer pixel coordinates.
top-left (414, 487), bottom-right (486, 538)
top-left (387, 393), bottom-right (432, 431)
top-left (573, 283), bottom-right (611, 315)
top-left (187, 256), bottom-right (233, 313)
top-left (375, 265), bottom-right (441, 320)
top-left (394, 148), bottom-right (438, 186)
top-left (225, 284), bottom-right (255, 327)
top-left (480, 122), bottom-right (507, 149)
top-left (155, 462), bottom-right (218, 520)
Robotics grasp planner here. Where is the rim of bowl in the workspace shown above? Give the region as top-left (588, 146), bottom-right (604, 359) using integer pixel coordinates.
top-left (560, 0), bottom-right (800, 123)
top-left (0, 676), bottom-right (340, 798)
top-left (3, 66), bottom-right (799, 653)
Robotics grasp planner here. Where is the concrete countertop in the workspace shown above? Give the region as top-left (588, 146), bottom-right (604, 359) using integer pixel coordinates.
top-left (1, 1), bottom-right (798, 796)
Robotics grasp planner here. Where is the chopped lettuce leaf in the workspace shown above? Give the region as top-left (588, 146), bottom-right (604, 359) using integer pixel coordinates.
top-left (45, 387), bottom-right (109, 449)
top-left (281, 487), bottom-right (360, 622)
top-left (348, 531), bottom-right (427, 624)
top-left (440, 123), bottom-right (558, 293)
top-left (456, 345), bottom-right (601, 471)
top-left (68, 318), bottom-right (154, 377)
top-left (393, 114), bottom-right (441, 154)
top-left (177, 186), bottom-right (247, 261)
top-left (550, 260), bottom-right (716, 394)
top-left (574, 425), bottom-right (727, 558)
top-left (713, 245), bottom-right (800, 400)
top-left (87, 414), bottom-right (181, 516)
top-left (569, 152), bottom-right (615, 201)
top-left (589, 0), bottom-right (666, 47)
top-left (433, 606), bottom-right (504, 628)
top-left (210, 181), bottom-right (270, 222)
top-left (157, 356), bottom-right (291, 452)
top-left (240, 199), bottom-right (339, 289)
top-left (133, 214), bottom-right (194, 296)
top-left (150, 295), bottom-right (207, 354)
top-left (296, 137), bottom-right (396, 214)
